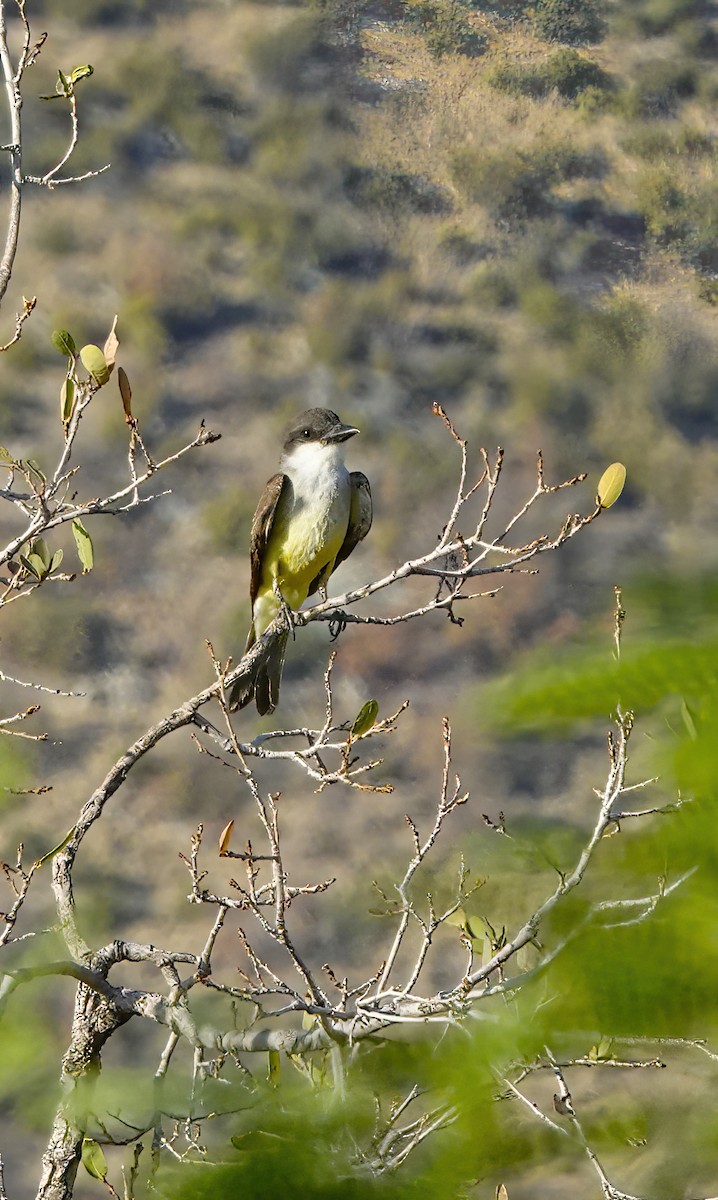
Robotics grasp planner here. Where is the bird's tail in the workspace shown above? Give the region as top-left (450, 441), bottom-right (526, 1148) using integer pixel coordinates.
top-left (228, 624), bottom-right (288, 715)
top-left (227, 625), bottom-right (258, 712)
top-left (254, 628), bottom-right (289, 716)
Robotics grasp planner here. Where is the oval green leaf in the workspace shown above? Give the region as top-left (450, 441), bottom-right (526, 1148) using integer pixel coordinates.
top-left (31, 538), bottom-right (51, 568)
top-left (597, 462), bottom-right (626, 510)
top-left (51, 329), bottom-right (76, 358)
top-left (79, 344), bottom-right (110, 386)
top-left (351, 699), bottom-right (379, 738)
top-left (19, 554), bottom-right (41, 580)
top-left (72, 518), bottom-right (94, 573)
top-left (27, 553), bottom-right (48, 578)
top-left (81, 1137), bottom-right (107, 1182)
top-left (61, 377), bottom-right (75, 426)
top-left (50, 549), bottom-right (64, 573)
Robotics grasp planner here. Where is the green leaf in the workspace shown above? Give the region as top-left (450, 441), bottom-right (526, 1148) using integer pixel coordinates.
top-left (50, 549), bottom-right (64, 573)
top-left (596, 1035), bottom-right (614, 1060)
top-left (79, 344), bottom-right (110, 386)
top-left (69, 64), bottom-right (94, 84)
top-left (30, 538), bottom-right (51, 568)
top-left (61, 377), bottom-right (76, 426)
top-left (597, 462), bottom-right (626, 509)
top-left (0, 446), bottom-right (14, 465)
top-left (351, 699), bottom-right (379, 738)
top-left (50, 329), bottom-right (76, 357)
top-left (34, 823), bottom-right (77, 868)
top-left (268, 1049), bottom-right (281, 1088)
top-left (81, 1137), bottom-right (107, 1182)
top-left (26, 554), bottom-right (48, 578)
top-left (19, 554), bottom-right (41, 580)
top-left (25, 459), bottom-right (46, 484)
top-left (72, 518), bottom-right (94, 573)
top-left (445, 906), bottom-right (468, 930)
top-left (681, 697), bottom-right (698, 741)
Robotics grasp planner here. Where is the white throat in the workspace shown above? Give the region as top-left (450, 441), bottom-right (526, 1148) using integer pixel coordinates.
top-left (281, 440), bottom-right (349, 499)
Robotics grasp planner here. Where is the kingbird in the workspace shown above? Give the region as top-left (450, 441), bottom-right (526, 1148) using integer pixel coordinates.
top-left (231, 407), bottom-right (372, 715)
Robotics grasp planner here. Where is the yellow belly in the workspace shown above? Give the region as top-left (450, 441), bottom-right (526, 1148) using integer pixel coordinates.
top-left (253, 489), bottom-right (349, 638)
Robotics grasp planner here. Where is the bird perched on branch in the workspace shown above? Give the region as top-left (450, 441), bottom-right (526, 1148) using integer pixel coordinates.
top-left (230, 407), bottom-right (372, 715)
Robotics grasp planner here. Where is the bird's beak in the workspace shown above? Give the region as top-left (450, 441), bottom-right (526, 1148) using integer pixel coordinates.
top-left (324, 423), bottom-right (360, 444)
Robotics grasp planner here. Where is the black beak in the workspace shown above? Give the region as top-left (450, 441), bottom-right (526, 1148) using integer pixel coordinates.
top-left (324, 423), bottom-right (360, 444)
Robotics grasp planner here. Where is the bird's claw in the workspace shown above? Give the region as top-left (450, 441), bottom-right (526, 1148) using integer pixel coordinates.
top-left (329, 611), bottom-right (349, 641)
top-left (273, 580), bottom-right (297, 639)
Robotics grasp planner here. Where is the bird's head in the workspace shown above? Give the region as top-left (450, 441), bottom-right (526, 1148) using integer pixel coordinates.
top-left (281, 408), bottom-right (359, 470)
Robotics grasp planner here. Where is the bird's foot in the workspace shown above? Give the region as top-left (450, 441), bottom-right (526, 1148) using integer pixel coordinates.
top-left (329, 611), bottom-right (349, 641)
top-left (273, 580), bottom-right (298, 639)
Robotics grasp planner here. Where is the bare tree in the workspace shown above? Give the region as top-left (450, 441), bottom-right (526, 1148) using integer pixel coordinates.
top-left (1, 399), bottom-right (704, 1200)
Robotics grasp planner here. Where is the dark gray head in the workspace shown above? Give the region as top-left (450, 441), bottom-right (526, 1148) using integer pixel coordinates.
top-left (282, 408), bottom-right (359, 455)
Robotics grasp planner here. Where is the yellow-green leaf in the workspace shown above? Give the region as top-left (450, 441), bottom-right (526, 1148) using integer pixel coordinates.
top-left (79, 344), bottom-right (110, 386)
top-left (51, 329), bottom-right (76, 357)
top-left (81, 1138), bottom-right (107, 1182)
top-left (27, 554), bottom-right (47, 578)
top-left (680, 697), bottom-right (698, 741)
top-left (0, 446), bottom-right (13, 465)
top-left (445, 906), bottom-right (468, 931)
top-left (69, 64), bottom-right (94, 84)
top-left (50, 549), bottom-right (64, 573)
top-left (26, 458), bottom-right (46, 484)
top-left (19, 554), bottom-right (41, 580)
top-left (61, 377), bottom-right (76, 426)
top-left (597, 462), bottom-right (626, 510)
top-left (351, 699), bottom-right (379, 738)
top-left (31, 538), bottom-right (51, 568)
top-left (268, 1049), bottom-right (281, 1088)
top-left (72, 518), bottom-right (94, 573)
top-left (34, 824), bottom-right (77, 868)
top-left (118, 366), bottom-right (133, 421)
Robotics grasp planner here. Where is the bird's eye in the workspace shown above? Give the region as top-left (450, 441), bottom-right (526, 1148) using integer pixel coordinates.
top-left (302, 429), bottom-right (311, 439)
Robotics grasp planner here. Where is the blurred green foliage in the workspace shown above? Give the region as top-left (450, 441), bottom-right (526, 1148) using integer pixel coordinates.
top-left (530, 0), bottom-right (607, 44)
top-left (405, 0), bottom-right (486, 57)
top-left (0, 739), bottom-right (30, 806)
top-left (488, 48), bottom-right (613, 101)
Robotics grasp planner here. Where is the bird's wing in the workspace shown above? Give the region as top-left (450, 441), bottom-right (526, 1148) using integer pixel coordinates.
top-left (249, 472), bottom-right (290, 610)
top-left (334, 471), bottom-right (373, 572)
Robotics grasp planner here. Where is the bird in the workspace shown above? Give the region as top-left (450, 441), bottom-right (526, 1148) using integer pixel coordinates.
top-left (230, 407), bottom-right (372, 715)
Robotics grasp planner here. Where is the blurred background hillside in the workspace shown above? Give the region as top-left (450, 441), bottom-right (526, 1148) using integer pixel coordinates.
top-left (1, 0), bottom-right (717, 1195)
